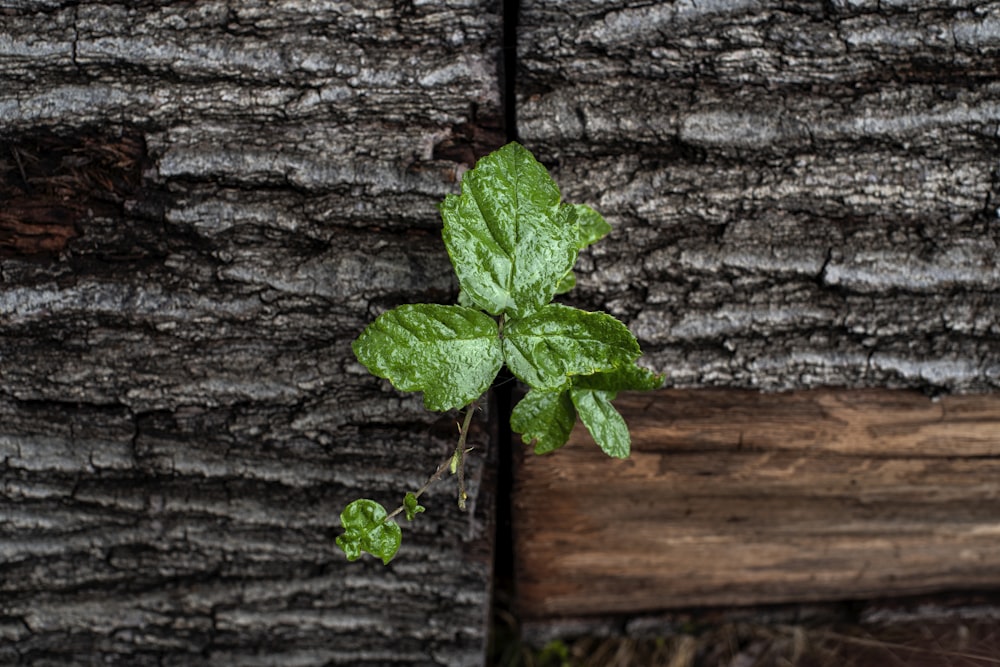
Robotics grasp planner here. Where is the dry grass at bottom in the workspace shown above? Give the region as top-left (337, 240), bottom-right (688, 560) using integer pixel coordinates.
top-left (491, 605), bottom-right (1000, 666)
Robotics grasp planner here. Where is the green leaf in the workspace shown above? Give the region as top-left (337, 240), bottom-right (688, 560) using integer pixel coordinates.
top-left (551, 205), bottom-right (609, 296)
top-left (510, 389), bottom-right (577, 455)
top-left (336, 499), bottom-right (402, 565)
top-left (570, 389), bottom-right (631, 458)
top-left (563, 203), bottom-right (611, 249)
top-left (553, 270), bottom-right (576, 295)
top-left (572, 364), bottom-right (664, 394)
top-left (457, 288), bottom-right (475, 308)
top-left (440, 142), bottom-right (579, 318)
top-left (510, 367), bottom-right (660, 458)
top-left (403, 492), bottom-right (425, 521)
top-left (352, 304), bottom-right (502, 412)
top-left (562, 365), bottom-right (660, 459)
top-left (503, 304), bottom-right (641, 390)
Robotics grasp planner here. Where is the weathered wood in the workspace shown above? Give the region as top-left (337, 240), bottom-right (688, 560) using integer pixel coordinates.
top-left (513, 389), bottom-right (1000, 617)
top-left (1, 2), bottom-right (501, 665)
top-left (518, 0), bottom-right (1000, 392)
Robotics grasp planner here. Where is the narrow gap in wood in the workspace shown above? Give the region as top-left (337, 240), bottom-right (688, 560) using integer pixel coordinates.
top-left (489, 0), bottom-right (521, 656)
top-left (502, 0), bottom-right (519, 143)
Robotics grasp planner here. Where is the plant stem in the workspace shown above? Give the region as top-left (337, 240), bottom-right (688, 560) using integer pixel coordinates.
top-left (383, 401), bottom-right (478, 521)
top-left (454, 402), bottom-right (476, 510)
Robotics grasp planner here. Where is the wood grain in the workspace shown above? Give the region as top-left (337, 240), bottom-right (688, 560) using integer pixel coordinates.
top-left (513, 389), bottom-right (1000, 617)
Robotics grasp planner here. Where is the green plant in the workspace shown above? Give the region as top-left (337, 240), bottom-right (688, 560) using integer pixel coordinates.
top-left (337, 142), bottom-right (662, 564)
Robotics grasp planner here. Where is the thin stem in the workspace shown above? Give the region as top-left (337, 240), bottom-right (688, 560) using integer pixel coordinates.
top-left (11, 147), bottom-right (28, 186)
top-left (454, 402), bottom-right (477, 510)
top-left (383, 401), bottom-right (478, 521)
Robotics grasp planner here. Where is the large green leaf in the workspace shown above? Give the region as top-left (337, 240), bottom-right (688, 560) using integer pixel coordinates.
top-left (440, 142), bottom-right (579, 318)
top-left (336, 499), bottom-right (402, 565)
top-left (510, 388), bottom-right (577, 455)
top-left (570, 388), bottom-right (631, 458)
top-left (503, 304), bottom-right (640, 390)
top-left (352, 304), bottom-right (502, 412)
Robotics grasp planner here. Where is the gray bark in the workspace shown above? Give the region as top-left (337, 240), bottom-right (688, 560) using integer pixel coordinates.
top-left (518, 0), bottom-right (1000, 392)
top-left (1, 2), bottom-right (501, 665)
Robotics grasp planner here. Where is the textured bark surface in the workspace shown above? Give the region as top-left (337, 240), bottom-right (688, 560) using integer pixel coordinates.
top-left (1, 2), bottom-right (502, 665)
top-left (518, 0), bottom-right (1000, 392)
top-left (515, 389), bottom-right (1000, 617)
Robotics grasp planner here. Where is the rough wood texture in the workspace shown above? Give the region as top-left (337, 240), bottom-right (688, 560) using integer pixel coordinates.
top-left (514, 389), bottom-right (1000, 617)
top-left (518, 0), bottom-right (1000, 392)
top-left (1, 2), bottom-right (501, 665)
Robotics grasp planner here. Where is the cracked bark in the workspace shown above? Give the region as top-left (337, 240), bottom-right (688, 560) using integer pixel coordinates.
top-left (1, 2), bottom-right (502, 665)
top-left (518, 0), bottom-right (1000, 393)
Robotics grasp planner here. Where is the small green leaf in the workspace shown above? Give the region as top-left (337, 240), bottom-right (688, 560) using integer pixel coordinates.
top-left (563, 365), bottom-right (660, 459)
top-left (573, 364), bottom-right (664, 393)
top-left (570, 388), bottom-right (631, 458)
top-left (553, 270), bottom-right (576, 295)
top-left (551, 205), bottom-right (609, 296)
top-left (403, 493), bottom-right (425, 521)
top-left (511, 367), bottom-right (660, 458)
top-left (563, 203), bottom-right (611, 249)
top-left (352, 304), bottom-right (502, 412)
top-left (336, 499), bottom-right (402, 565)
top-left (440, 142), bottom-right (579, 318)
top-left (503, 304), bottom-right (641, 390)
top-left (510, 388), bottom-right (577, 455)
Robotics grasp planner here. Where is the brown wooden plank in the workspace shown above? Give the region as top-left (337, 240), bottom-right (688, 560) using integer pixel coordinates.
top-left (513, 389), bottom-right (1000, 618)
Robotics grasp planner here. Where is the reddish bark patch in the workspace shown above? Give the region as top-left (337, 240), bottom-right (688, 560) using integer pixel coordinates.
top-left (1, 129), bottom-right (148, 257)
top-left (433, 114), bottom-right (507, 167)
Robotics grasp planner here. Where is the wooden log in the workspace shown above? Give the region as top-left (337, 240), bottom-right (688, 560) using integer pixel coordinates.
top-left (0, 1), bottom-right (501, 664)
top-left (513, 389), bottom-right (1000, 617)
top-left (517, 0), bottom-right (1000, 393)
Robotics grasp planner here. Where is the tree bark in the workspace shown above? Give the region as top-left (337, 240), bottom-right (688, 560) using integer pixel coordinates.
top-left (518, 0), bottom-right (1000, 393)
top-left (1, 2), bottom-right (503, 665)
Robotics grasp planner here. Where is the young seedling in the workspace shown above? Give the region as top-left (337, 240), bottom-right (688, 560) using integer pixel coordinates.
top-left (337, 142), bottom-right (662, 564)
